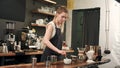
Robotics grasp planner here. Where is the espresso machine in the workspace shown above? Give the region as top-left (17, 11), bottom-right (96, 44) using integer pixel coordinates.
top-left (27, 29), bottom-right (38, 49)
top-left (17, 27), bottom-right (37, 50)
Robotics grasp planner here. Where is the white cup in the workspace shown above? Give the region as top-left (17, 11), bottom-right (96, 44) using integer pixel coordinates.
top-left (63, 58), bottom-right (72, 64)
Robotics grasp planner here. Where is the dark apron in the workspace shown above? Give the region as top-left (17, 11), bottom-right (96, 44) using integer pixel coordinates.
top-left (41, 27), bottom-right (63, 62)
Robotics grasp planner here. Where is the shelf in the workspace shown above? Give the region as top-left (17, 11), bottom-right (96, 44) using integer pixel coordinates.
top-left (33, 0), bottom-right (57, 5)
top-left (31, 23), bottom-right (46, 27)
top-left (32, 9), bottom-right (55, 16)
top-left (44, 0), bottom-right (57, 4)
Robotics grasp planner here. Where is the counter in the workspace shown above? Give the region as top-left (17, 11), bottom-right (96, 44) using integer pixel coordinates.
top-left (0, 50), bottom-right (74, 57)
top-left (0, 58), bottom-right (110, 68)
top-left (0, 49), bottom-right (74, 66)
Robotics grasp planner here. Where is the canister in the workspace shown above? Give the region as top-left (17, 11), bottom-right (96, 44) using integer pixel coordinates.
top-left (32, 57), bottom-right (37, 68)
top-left (50, 55), bottom-right (57, 63)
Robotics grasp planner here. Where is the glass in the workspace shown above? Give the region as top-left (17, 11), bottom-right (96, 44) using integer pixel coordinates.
top-left (71, 55), bottom-right (78, 63)
top-left (50, 55), bottom-right (57, 63)
top-left (46, 56), bottom-right (51, 67)
top-left (32, 57), bottom-right (37, 68)
top-left (78, 48), bottom-right (86, 62)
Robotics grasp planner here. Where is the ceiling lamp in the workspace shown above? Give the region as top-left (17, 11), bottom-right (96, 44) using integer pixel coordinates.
top-left (44, 0), bottom-right (57, 4)
top-left (116, 0), bottom-right (120, 3)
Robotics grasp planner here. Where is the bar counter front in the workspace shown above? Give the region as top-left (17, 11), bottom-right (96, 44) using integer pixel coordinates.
top-left (0, 50), bottom-right (74, 66)
top-left (0, 58), bottom-right (110, 68)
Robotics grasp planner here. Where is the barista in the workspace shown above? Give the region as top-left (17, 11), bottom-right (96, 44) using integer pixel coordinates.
top-left (41, 6), bottom-right (68, 62)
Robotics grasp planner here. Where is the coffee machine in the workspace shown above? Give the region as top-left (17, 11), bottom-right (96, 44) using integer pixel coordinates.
top-left (5, 22), bottom-right (16, 51)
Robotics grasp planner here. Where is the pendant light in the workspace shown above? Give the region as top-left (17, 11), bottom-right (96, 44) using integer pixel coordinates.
top-left (116, 0), bottom-right (120, 3)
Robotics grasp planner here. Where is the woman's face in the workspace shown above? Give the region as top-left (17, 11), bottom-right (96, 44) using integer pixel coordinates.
top-left (56, 12), bottom-right (68, 24)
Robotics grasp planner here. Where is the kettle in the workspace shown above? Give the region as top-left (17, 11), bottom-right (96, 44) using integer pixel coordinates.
top-left (2, 43), bottom-right (8, 53)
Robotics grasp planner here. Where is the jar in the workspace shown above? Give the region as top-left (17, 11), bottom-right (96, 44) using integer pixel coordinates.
top-left (50, 55), bottom-right (57, 63)
top-left (71, 55), bottom-right (77, 63)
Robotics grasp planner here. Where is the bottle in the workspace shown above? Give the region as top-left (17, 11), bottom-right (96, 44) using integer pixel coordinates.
top-left (98, 46), bottom-right (101, 56)
top-left (95, 46), bottom-right (102, 61)
top-left (17, 41), bottom-right (21, 51)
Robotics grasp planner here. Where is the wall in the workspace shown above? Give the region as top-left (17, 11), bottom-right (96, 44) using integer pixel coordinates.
top-left (0, 0), bottom-right (67, 40)
top-left (65, 0), bottom-right (120, 68)
top-left (0, 0), bottom-right (33, 40)
top-left (110, 0), bottom-right (120, 65)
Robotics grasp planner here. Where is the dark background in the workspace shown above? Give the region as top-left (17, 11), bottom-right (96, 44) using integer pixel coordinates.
top-left (0, 0), bottom-right (67, 40)
top-left (0, 0), bottom-right (26, 22)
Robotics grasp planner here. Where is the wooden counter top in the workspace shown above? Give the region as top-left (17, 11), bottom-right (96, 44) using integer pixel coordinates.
top-left (0, 51), bottom-right (43, 57)
top-left (0, 52), bottom-right (15, 57)
top-left (0, 50), bottom-right (74, 57)
top-left (0, 61), bottom-right (90, 68)
top-left (0, 58), bottom-right (110, 68)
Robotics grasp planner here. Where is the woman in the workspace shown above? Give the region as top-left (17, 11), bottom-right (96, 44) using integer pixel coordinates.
top-left (41, 6), bottom-right (68, 62)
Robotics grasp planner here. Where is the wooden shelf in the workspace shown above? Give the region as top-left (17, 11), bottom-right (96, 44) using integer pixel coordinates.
top-left (33, 0), bottom-right (57, 4)
top-left (31, 23), bottom-right (46, 27)
top-left (32, 9), bottom-right (55, 16)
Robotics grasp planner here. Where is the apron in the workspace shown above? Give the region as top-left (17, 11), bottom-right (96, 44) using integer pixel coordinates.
top-left (41, 26), bottom-right (63, 62)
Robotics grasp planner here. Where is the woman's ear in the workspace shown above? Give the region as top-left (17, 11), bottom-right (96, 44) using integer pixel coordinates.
top-left (54, 13), bottom-right (59, 19)
top-left (54, 13), bottom-right (58, 18)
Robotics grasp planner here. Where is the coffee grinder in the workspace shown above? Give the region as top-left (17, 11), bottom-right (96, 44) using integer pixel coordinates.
top-left (5, 22), bottom-right (16, 51)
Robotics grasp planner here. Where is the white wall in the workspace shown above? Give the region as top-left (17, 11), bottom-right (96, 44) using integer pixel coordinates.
top-left (66, 0), bottom-right (120, 68)
top-left (66, 10), bottom-right (72, 47)
top-left (110, 0), bottom-right (120, 64)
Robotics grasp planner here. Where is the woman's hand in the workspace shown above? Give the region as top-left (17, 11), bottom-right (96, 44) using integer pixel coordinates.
top-left (58, 50), bottom-right (66, 56)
